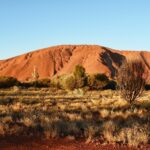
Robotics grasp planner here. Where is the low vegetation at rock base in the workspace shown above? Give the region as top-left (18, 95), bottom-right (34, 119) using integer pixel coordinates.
top-left (0, 76), bottom-right (20, 88)
top-left (0, 65), bottom-right (113, 91)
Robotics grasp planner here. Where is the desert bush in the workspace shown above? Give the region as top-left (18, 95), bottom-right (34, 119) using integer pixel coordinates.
top-left (51, 76), bottom-right (61, 88)
top-left (21, 79), bottom-right (50, 88)
top-left (20, 99), bottom-right (40, 105)
top-left (117, 59), bottom-right (147, 105)
top-left (51, 65), bottom-right (87, 89)
top-left (20, 82), bottom-right (33, 88)
top-left (0, 76), bottom-right (20, 88)
top-left (87, 73), bottom-right (109, 90)
top-left (85, 125), bottom-right (100, 142)
top-left (145, 84), bottom-right (150, 90)
top-left (11, 111), bottom-right (24, 122)
top-left (117, 125), bottom-right (149, 147)
top-left (32, 79), bottom-right (51, 88)
top-left (72, 88), bottom-right (85, 96)
top-left (13, 86), bottom-right (21, 92)
top-left (73, 65), bottom-right (86, 78)
top-left (63, 75), bottom-right (76, 90)
top-left (138, 101), bottom-right (150, 110)
top-left (104, 80), bottom-right (117, 90)
top-left (102, 121), bottom-right (149, 147)
top-left (51, 75), bottom-right (67, 89)
top-left (73, 65), bottom-right (87, 88)
top-left (38, 79), bottom-right (50, 87)
top-left (0, 98), bottom-right (14, 105)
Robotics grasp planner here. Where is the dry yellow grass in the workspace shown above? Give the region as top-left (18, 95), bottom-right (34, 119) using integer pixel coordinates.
top-left (0, 88), bottom-right (149, 147)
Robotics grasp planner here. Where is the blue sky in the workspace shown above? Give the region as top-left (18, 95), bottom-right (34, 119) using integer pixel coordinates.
top-left (0, 0), bottom-right (150, 59)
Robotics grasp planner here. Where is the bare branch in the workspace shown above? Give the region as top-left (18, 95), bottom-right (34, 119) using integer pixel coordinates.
top-left (117, 59), bottom-right (147, 104)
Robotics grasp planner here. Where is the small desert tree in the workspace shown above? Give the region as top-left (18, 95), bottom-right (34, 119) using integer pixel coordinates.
top-left (117, 59), bottom-right (147, 105)
top-left (32, 67), bottom-right (39, 86)
top-left (32, 66), bottom-right (39, 81)
top-left (73, 65), bottom-right (87, 88)
top-left (63, 75), bottom-right (76, 90)
top-left (87, 73), bottom-right (109, 90)
top-left (31, 66), bottom-right (39, 87)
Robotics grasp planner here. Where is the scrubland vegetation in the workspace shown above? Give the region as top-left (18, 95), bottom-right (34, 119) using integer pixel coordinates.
top-left (0, 88), bottom-right (149, 147)
top-left (0, 62), bottom-right (150, 148)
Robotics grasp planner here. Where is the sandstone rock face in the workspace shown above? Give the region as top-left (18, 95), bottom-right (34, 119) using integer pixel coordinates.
top-left (0, 45), bottom-right (149, 81)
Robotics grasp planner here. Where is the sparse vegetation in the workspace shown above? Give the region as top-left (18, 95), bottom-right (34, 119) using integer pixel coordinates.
top-left (0, 76), bottom-right (20, 88)
top-left (0, 88), bottom-right (149, 147)
top-left (62, 75), bottom-right (76, 90)
top-left (31, 78), bottom-right (51, 88)
top-left (145, 84), bottom-right (150, 90)
top-left (0, 64), bottom-right (149, 148)
top-left (20, 79), bottom-right (51, 88)
top-left (51, 75), bottom-right (61, 89)
top-left (104, 80), bottom-right (117, 90)
top-left (32, 66), bottom-right (39, 81)
top-left (0, 65), bottom-right (122, 91)
top-left (73, 65), bottom-right (87, 88)
top-left (87, 73), bottom-right (109, 90)
top-left (117, 59), bottom-right (147, 105)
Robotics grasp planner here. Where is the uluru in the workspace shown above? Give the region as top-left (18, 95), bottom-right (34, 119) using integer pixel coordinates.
top-left (0, 45), bottom-right (150, 81)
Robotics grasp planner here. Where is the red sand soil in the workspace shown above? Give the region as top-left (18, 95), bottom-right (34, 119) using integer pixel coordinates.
top-left (0, 45), bottom-right (150, 81)
top-left (0, 137), bottom-right (150, 150)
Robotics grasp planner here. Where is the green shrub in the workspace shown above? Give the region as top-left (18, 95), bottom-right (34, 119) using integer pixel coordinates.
top-left (73, 65), bottom-right (86, 78)
top-left (51, 76), bottom-right (61, 88)
top-left (52, 75), bottom-right (76, 90)
top-left (73, 65), bottom-right (87, 88)
top-left (87, 74), bottom-right (109, 90)
top-left (63, 75), bottom-right (76, 90)
top-left (0, 76), bottom-right (20, 88)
